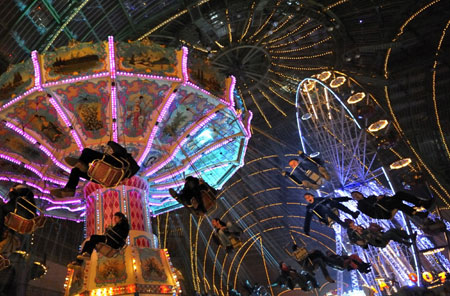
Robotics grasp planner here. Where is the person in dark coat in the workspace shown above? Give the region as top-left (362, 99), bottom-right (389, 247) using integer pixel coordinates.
top-left (282, 151), bottom-right (331, 190)
top-left (270, 262), bottom-right (318, 291)
top-left (68, 212), bottom-right (129, 268)
top-left (211, 218), bottom-right (242, 252)
top-left (303, 193), bottom-right (359, 236)
top-left (51, 141), bottom-right (140, 198)
top-left (351, 191), bottom-right (432, 220)
top-left (0, 185), bottom-right (36, 240)
top-left (169, 176), bottom-right (216, 213)
top-left (324, 251), bottom-right (371, 273)
top-left (345, 219), bottom-right (416, 248)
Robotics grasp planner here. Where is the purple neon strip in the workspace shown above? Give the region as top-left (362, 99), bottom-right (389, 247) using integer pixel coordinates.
top-left (108, 36), bottom-right (118, 142)
top-left (36, 195), bottom-right (81, 205)
top-left (0, 87), bottom-right (38, 111)
top-left (148, 199), bottom-right (176, 207)
top-left (228, 75), bottom-right (236, 107)
top-left (111, 84), bottom-right (118, 142)
top-left (108, 36), bottom-right (116, 79)
top-left (46, 205), bottom-right (85, 212)
top-left (181, 46), bottom-right (188, 82)
top-left (138, 92), bottom-right (177, 165)
top-left (48, 97), bottom-right (83, 151)
top-left (116, 71), bottom-right (182, 82)
top-left (0, 153), bottom-right (21, 166)
top-left (144, 112), bottom-right (217, 177)
top-left (0, 194), bottom-right (6, 203)
top-left (31, 51), bottom-right (43, 91)
top-left (246, 110), bottom-right (253, 137)
top-left (4, 121), bottom-right (70, 173)
top-left (45, 214), bottom-right (83, 222)
top-left (80, 211), bottom-right (86, 217)
top-left (153, 181), bottom-right (184, 191)
top-left (150, 193), bottom-right (171, 199)
top-left (42, 72), bottom-right (109, 87)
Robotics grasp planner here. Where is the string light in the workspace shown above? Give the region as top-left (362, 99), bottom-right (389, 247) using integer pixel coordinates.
top-left (270, 36), bottom-right (332, 54)
top-left (264, 18), bottom-right (310, 44)
top-left (271, 50), bottom-right (333, 60)
top-left (248, 1), bottom-right (280, 40)
top-left (258, 89), bottom-right (287, 116)
top-left (247, 90), bottom-right (271, 128)
top-left (268, 25), bottom-right (324, 49)
top-left (238, 2), bottom-right (256, 42)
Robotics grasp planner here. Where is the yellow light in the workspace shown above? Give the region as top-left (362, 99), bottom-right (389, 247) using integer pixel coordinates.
top-left (422, 247), bottom-right (445, 255)
top-left (318, 71), bottom-right (332, 81)
top-left (368, 120), bottom-right (389, 132)
top-left (347, 92), bottom-right (366, 104)
top-left (390, 158), bottom-right (412, 170)
top-left (302, 80), bottom-right (316, 92)
top-left (329, 76), bottom-right (346, 88)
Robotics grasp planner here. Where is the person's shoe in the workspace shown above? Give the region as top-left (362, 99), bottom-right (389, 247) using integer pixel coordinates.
top-left (64, 157), bottom-right (79, 167)
top-left (76, 252), bottom-right (91, 260)
top-left (169, 188), bottom-right (178, 199)
top-left (325, 275), bottom-right (335, 283)
top-left (352, 211), bottom-right (360, 219)
top-left (67, 261), bottom-right (81, 269)
top-left (413, 211), bottom-right (428, 219)
top-left (50, 188), bottom-right (76, 198)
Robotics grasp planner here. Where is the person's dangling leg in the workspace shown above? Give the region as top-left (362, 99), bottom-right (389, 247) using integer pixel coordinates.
top-left (330, 201), bottom-right (360, 219)
top-left (394, 191), bottom-right (425, 207)
top-left (326, 210), bottom-right (348, 228)
top-left (78, 148), bottom-right (103, 166)
top-left (51, 167), bottom-right (88, 198)
top-left (77, 235), bottom-right (106, 261)
top-left (381, 229), bottom-right (412, 246)
top-left (309, 251), bottom-right (335, 283)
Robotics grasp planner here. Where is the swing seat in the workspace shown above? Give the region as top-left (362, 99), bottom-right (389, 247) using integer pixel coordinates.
top-left (292, 247), bottom-right (309, 262)
top-left (0, 255), bottom-right (10, 271)
top-left (4, 213), bottom-right (46, 234)
top-left (95, 242), bottom-right (122, 258)
top-left (230, 237), bottom-right (243, 249)
top-left (88, 156), bottom-right (127, 188)
top-left (190, 189), bottom-right (216, 216)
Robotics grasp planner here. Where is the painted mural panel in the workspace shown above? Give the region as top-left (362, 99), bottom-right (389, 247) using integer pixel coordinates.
top-left (0, 128), bottom-right (48, 165)
top-left (0, 60), bottom-right (34, 102)
top-left (188, 54), bottom-right (226, 98)
top-left (116, 41), bottom-right (178, 77)
top-left (117, 78), bottom-right (171, 137)
top-left (6, 95), bottom-right (71, 149)
top-left (54, 80), bottom-right (109, 139)
top-left (43, 41), bottom-right (107, 82)
top-left (138, 248), bottom-right (169, 283)
top-left (95, 253), bottom-right (127, 285)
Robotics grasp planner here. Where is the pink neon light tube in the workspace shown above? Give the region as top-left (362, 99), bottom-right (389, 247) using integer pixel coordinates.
top-left (108, 36), bottom-right (118, 142)
top-left (181, 46), bottom-right (189, 82)
top-left (116, 71), bottom-right (181, 82)
top-left (31, 51), bottom-right (43, 91)
top-left (138, 92), bottom-right (177, 165)
top-left (0, 87), bottom-right (38, 111)
top-left (4, 121), bottom-right (70, 173)
top-left (36, 195), bottom-right (81, 205)
top-left (48, 97), bottom-right (84, 151)
top-left (228, 75), bottom-right (236, 107)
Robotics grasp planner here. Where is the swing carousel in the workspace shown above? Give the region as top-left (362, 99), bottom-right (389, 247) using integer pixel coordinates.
top-left (0, 37), bottom-right (251, 295)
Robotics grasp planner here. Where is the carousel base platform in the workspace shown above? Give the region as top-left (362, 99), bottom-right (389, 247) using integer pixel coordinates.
top-left (64, 247), bottom-right (179, 296)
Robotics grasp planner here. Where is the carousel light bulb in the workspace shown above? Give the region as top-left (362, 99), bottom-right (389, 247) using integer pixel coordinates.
top-left (329, 76), bottom-right (346, 88)
top-left (390, 158), bottom-right (412, 170)
top-left (347, 92), bottom-right (366, 104)
top-left (317, 71), bottom-right (332, 81)
top-left (368, 119), bottom-right (389, 132)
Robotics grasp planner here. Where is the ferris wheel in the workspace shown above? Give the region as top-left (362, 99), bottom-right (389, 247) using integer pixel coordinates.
top-left (295, 71), bottom-right (450, 295)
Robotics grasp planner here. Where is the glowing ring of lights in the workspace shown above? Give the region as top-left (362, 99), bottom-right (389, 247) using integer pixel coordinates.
top-left (329, 76), bottom-right (346, 88)
top-left (347, 92), bottom-right (366, 104)
top-left (318, 71), bottom-right (332, 81)
top-left (303, 81), bottom-right (316, 92)
top-left (368, 119), bottom-right (389, 132)
top-left (390, 158), bottom-right (412, 170)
